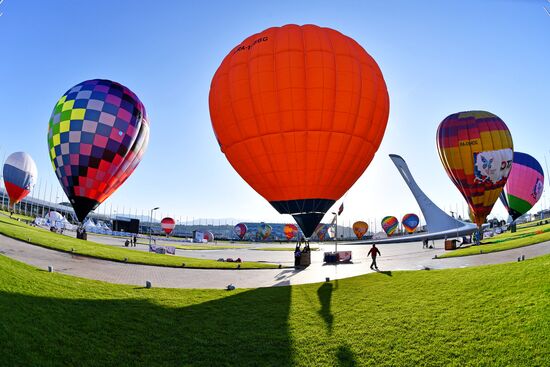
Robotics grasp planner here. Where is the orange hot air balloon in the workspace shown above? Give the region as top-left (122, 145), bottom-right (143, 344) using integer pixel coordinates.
top-left (437, 111), bottom-right (513, 227)
top-left (209, 24), bottom-right (389, 237)
top-left (352, 221), bottom-right (369, 239)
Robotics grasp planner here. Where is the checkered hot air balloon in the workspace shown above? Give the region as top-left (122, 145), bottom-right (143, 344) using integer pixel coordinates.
top-left (437, 111), bottom-right (513, 227)
top-left (47, 79), bottom-right (149, 222)
top-left (2, 152), bottom-right (37, 207)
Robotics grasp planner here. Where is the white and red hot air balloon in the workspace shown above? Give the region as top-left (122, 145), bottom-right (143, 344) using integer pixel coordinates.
top-left (3, 152), bottom-right (38, 209)
top-left (160, 217), bottom-right (176, 235)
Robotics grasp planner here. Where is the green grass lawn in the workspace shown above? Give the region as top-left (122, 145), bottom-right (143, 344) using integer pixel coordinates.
top-left (1, 250), bottom-right (549, 366)
top-left (0, 215), bottom-right (279, 269)
top-left (0, 210), bottom-right (35, 222)
top-left (438, 222), bottom-right (550, 258)
top-left (252, 247), bottom-right (319, 251)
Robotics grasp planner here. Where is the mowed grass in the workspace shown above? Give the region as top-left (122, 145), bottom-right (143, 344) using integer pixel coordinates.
top-left (0, 209), bottom-right (34, 222)
top-left (0, 215), bottom-right (278, 269)
top-left (1, 251), bottom-right (549, 366)
top-left (439, 222), bottom-right (550, 258)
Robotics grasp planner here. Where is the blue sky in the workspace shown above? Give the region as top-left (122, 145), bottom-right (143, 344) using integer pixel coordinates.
top-left (0, 0), bottom-right (548, 228)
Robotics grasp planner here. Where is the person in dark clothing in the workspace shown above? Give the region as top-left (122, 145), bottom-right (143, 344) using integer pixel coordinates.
top-left (368, 244), bottom-right (381, 270)
top-left (294, 244), bottom-right (302, 266)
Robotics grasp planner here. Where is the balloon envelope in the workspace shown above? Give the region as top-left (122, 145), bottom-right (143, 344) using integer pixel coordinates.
top-left (381, 216), bottom-right (398, 237)
top-left (160, 217), bottom-right (176, 235)
top-left (314, 223), bottom-right (334, 241)
top-left (500, 152), bottom-right (544, 220)
top-left (401, 214), bottom-right (419, 234)
top-left (209, 24), bottom-right (389, 237)
top-left (203, 231), bottom-right (214, 242)
top-left (283, 223), bottom-right (299, 240)
top-left (352, 221), bottom-right (369, 239)
top-left (234, 223), bottom-right (247, 240)
top-left (3, 152), bottom-right (37, 206)
top-left (48, 79), bottom-right (149, 222)
top-left (437, 111), bottom-right (513, 227)
top-left (45, 211), bottom-right (63, 223)
top-left (257, 222), bottom-right (272, 241)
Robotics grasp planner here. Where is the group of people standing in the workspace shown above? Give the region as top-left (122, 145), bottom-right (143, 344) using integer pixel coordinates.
top-left (124, 235), bottom-right (138, 247)
top-left (294, 237), bottom-right (311, 266)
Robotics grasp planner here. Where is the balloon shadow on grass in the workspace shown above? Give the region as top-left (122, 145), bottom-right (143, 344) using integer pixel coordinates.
top-left (0, 285), bottom-right (293, 366)
top-left (336, 344), bottom-right (358, 367)
top-left (317, 282), bottom-right (334, 333)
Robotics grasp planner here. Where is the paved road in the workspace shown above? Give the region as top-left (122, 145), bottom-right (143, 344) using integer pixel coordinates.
top-left (1, 234), bottom-right (550, 289)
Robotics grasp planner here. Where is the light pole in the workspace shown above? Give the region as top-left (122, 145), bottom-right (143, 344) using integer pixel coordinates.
top-left (149, 207), bottom-right (159, 246)
top-left (332, 211), bottom-right (338, 253)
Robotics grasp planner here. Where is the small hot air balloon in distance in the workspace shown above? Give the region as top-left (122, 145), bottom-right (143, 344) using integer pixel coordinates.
top-left (437, 111), bottom-right (513, 227)
top-left (48, 79), bottom-right (149, 223)
top-left (499, 152), bottom-right (544, 221)
top-left (160, 217), bottom-right (176, 235)
top-left (257, 222), bottom-right (272, 241)
top-left (234, 223), bottom-right (247, 240)
top-left (401, 213), bottom-right (419, 234)
top-left (2, 152), bottom-right (37, 209)
top-left (209, 24), bottom-right (389, 238)
top-left (283, 223), bottom-right (299, 240)
top-left (203, 231), bottom-right (215, 242)
top-left (314, 223), bottom-right (334, 241)
top-left (381, 216), bottom-right (398, 237)
top-left (352, 221), bottom-right (369, 239)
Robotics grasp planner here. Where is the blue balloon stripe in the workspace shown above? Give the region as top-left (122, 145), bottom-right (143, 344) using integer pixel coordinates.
top-left (514, 152), bottom-right (544, 176)
top-left (2, 164), bottom-right (34, 190)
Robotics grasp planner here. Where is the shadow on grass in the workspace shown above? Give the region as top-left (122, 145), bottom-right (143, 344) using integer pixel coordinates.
top-left (0, 286), bottom-right (293, 366)
top-left (378, 270), bottom-right (392, 277)
top-left (336, 344), bottom-right (358, 367)
top-left (317, 282), bottom-right (334, 333)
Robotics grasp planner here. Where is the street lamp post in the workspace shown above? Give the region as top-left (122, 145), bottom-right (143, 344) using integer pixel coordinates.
top-left (332, 211), bottom-right (338, 253)
top-left (149, 207), bottom-right (159, 246)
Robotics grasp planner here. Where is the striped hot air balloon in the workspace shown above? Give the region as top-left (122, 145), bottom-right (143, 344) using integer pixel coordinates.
top-left (500, 152), bottom-right (544, 220)
top-left (381, 216), bottom-right (398, 236)
top-left (437, 111), bottom-right (513, 227)
top-left (3, 152), bottom-right (37, 207)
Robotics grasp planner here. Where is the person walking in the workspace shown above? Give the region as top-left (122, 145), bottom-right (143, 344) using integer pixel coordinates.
top-left (368, 244), bottom-right (381, 270)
